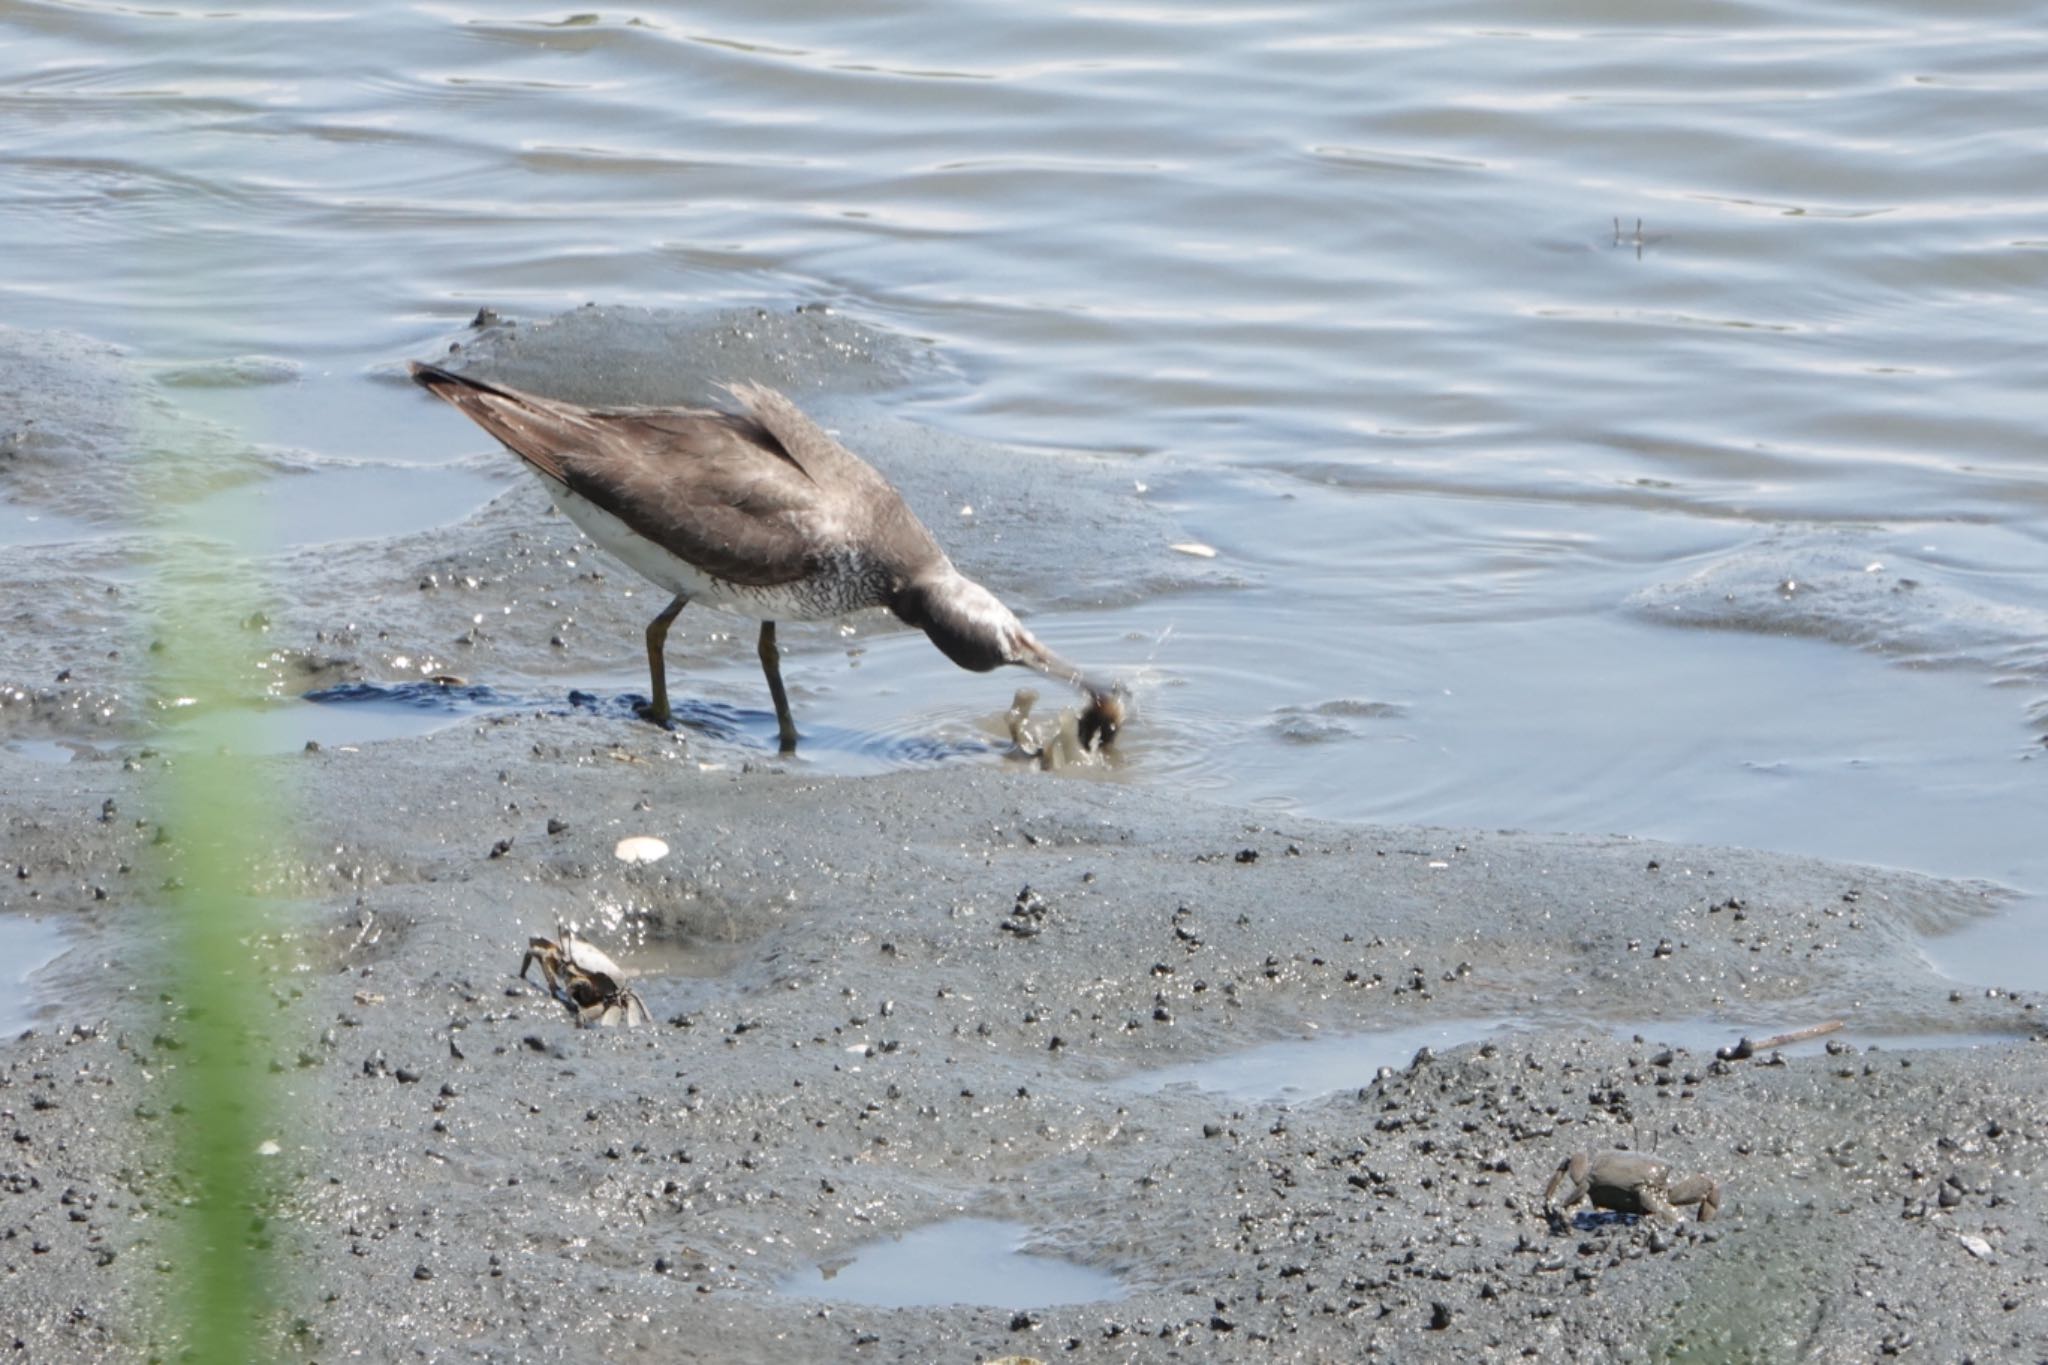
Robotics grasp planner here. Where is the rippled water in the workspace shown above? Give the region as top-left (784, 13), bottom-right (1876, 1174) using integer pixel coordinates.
top-left (4, 1), bottom-right (2045, 979)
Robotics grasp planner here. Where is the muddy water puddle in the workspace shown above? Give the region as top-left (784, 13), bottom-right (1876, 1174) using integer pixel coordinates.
top-left (1119, 1019), bottom-right (1512, 1103)
top-left (542, 918), bottom-right (751, 986)
top-left (0, 916), bottom-right (73, 1035)
top-left (5, 738), bottom-right (112, 765)
top-left (1120, 1015), bottom-right (2035, 1105)
top-left (303, 678), bottom-right (1001, 773)
top-left (775, 1218), bottom-right (1123, 1310)
top-left (174, 685), bottom-right (494, 755)
top-left (1609, 1015), bottom-right (2036, 1062)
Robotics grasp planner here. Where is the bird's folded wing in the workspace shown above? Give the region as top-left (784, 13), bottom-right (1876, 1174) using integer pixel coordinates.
top-left (413, 364), bottom-right (853, 588)
top-left (559, 410), bottom-right (839, 588)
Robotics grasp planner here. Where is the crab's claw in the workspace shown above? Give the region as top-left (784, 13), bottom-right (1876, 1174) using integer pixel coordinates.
top-left (1076, 682), bottom-right (1129, 752)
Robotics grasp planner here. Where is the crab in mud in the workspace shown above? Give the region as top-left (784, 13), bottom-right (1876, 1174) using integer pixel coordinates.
top-left (1543, 1149), bottom-right (1721, 1225)
top-left (1005, 687), bottom-right (1119, 771)
top-left (518, 926), bottom-right (651, 1028)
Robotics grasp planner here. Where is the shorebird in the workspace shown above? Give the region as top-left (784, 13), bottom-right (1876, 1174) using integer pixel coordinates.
top-left (410, 362), bottom-right (1123, 753)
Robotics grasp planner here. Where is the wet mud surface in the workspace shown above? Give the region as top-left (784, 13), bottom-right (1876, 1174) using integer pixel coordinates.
top-left (4, 735), bottom-right (2046, 1362)
top-left (4, 318), bottom-right (2046, 1360)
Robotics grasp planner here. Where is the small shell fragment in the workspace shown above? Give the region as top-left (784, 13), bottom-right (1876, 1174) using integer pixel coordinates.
top-left (255, 1139), bottom-right (282, 1157)
top-left (614, 835), bottom-right (670, 865)
top-left (1170, 542), bottom-right (1218, 558)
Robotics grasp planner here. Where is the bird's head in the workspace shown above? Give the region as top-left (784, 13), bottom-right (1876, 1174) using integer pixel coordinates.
top-left (890, 569), bottom-right (1027, 673)
top-left (891, 568), bottom-right (1126, 749)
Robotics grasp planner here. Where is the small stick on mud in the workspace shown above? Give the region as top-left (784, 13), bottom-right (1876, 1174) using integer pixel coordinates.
top-left (1717, 1019), bottom-right (1843, 1061)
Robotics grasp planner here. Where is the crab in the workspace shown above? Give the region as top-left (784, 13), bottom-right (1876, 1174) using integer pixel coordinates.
top-left (1543, 1149), bottom-right (1721, 1225)
top-left (1005, 687), bottom-right (1118, 771)
top-left (518, 926), bottom-right (651, 1028)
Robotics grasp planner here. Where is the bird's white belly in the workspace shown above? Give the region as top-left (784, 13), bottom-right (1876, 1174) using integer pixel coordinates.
top-left (547, 484), bottom-right (849, 622)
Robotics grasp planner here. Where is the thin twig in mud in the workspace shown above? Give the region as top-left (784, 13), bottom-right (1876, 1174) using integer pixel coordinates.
top-left (1717, 1020), bottom-right (1844, 1061)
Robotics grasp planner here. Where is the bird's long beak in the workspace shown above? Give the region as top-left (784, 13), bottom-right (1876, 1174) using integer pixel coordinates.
top-left (1018, 637), bottom-right (1127, 750)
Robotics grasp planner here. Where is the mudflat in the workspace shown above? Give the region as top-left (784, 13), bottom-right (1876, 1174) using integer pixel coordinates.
top-left (2, 317), bottom-right (2043, 1361)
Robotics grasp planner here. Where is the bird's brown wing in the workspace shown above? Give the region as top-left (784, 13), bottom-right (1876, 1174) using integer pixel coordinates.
top-left (724, 380), bottom-right (947, 576)
top-left (724, 381), bottom-right (892, 494)
top-left (412, 363), bottom-right (834, 588)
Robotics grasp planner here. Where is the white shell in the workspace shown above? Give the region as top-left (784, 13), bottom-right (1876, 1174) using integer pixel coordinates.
top-left (614, 835), bottom-right (670, 865)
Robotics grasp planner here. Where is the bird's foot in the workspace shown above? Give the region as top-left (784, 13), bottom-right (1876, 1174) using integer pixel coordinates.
top-left (632, 698), bottom-right (677, 731)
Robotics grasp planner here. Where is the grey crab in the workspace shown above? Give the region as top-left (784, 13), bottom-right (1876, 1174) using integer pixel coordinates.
top-left (1543, 1149), bottom-right (1721, 1225)
top-left (519, 926), bottom-right (651, 1028)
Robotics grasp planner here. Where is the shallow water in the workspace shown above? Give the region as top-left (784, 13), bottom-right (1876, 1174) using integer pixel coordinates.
top-left (302, 677), bottom-right (1006, 772)
top-left (3, 2), bottom-right (2045, 980)
top-left (0, 915), bottom-right (72, 1034)
top-left (775, 1217), bottom-right (1123, 1310)
top-left (1119, 1018), bottom-right (1517, 1103)
top-left (1119, 1015), bottom-right (2036, 1105)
